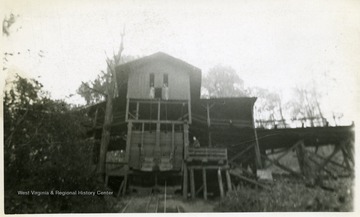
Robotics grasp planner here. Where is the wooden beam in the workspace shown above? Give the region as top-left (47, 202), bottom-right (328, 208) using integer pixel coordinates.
top-left (196, 185), bottom-right (204, 196)
top-left (124, 122), bottom-right (133, 163)
top-left (190, 168), bottom-right (195, 199)
top-left (125, 98), bottom-right (129, 122)
top-left (127, 120), bottom-right (185, 124)
top-left (307, 150), bottom-right (348, 170)
top-left (261, 154), bottom-right (303, 178)
top-left (171, 123), bottom-right (175, 159)
top-left (264, 140), bottom-right (303, 169)
top-left (117, 180), bottom-right (125, 197)
top-left (187, 165), bottom-right (230, 170)
top-left (229, 170), bottom-right (270, 190)
top-left (295, 141), bottom-right (306, 175)
top-left (135, 102), bottom-right (139, 120)
top-left (315, 145), bottom-right (341, 174)
top-left (202, 168), bottom-right (207, 200)
top-left (217, 168), bottom-right (224, 198)
top-left (229, 144), bottom-right (255, 162)
top-left (226, 169), bottom-right (232, 192)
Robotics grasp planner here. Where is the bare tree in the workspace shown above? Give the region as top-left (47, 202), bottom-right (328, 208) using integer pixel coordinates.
top-left (96, 28), bottom-right (125, 177)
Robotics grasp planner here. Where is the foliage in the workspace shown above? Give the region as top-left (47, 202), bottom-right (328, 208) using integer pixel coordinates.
top-left (202, 64), bottom-right (247, 98)
top-left (4, 75), bottom-right (114, 213)
top-left (77, 55), bottom-right (139, 105)
top-left (215, 177), bottom-right (353, 212)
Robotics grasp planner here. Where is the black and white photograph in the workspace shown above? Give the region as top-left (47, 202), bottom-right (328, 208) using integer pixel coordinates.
top-left (1, 0), bottom-right (359, 214)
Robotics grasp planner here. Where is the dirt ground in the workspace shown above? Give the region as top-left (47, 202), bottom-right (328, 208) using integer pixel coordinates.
top-left (115, 194), bottom-right (217, 213)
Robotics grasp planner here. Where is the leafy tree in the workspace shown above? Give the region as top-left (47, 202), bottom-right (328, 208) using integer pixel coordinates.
top-left (4, 75), bottom-right (111, 213)
top-left (202, 64), bottom-right (247, 98)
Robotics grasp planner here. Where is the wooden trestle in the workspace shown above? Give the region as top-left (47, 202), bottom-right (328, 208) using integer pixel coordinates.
top-left (183, 147), bottom-right (232, 199)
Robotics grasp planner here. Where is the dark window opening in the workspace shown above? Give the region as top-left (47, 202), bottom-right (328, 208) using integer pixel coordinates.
top-left (163, 74), bottom-right (168, 86)
top-left (150, 73), bottom-right (155, 87)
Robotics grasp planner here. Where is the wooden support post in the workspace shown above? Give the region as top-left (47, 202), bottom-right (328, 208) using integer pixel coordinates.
top-left (188, 100), bottom-right (192, 124)
top-left (252, 115), bottom-right (262, 169)
top-left (122, 166), bottom-right (129, 195)
top-left (171, 123), bottom-right (175, 159)
top-left (190, 168), bottom-right (195, 199)
top-left (141, 123), bottom-right (144, 156)
top-left (122, 122), bottom-right (132, 196)
top-left (105, 175), bottom-right (109, 187)
top-left (226, 169), bottom-right (232, 192)
top-left (125, 122), bottom-right (133, 163)
top-left (341, 147), bottom-right (352, 171)
top-left (155, 123), bottom-right (161, 159)
top-left (295, 141), bottom-right (306, 175)
top-left (135, 102), bottom-right (139, 120)
top-left (125, 98), bottom-right (129, 121)
top-left (202, 168), bottom-right (207, 200)
top-left (217, 168), bottom-right (224, 198)
top-left (183, 163), bottom-right (188, 199)
top-left (184, 124), bottom-right (189, 159)
top-left (206, 102), bottom-right (212, 147)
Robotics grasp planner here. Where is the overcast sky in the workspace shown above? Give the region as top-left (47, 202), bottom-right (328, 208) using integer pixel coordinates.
top-left (2, 0), bottom-right (359, 123)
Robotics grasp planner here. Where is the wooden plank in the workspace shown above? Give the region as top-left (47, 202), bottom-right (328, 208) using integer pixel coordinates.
top-left (190, 168), bottom-right (195, 199)
top-left (217, 168), bottom-right (224, 198)
top-left (188, 165), bottom-right (230, 169)
top-left (203, 168), bottom-right (207, 200)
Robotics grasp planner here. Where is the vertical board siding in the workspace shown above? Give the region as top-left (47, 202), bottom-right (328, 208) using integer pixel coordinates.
top-left (127, 61), bottom-right (190, 100)
top-left (129, 131), bottom-right (184, 170)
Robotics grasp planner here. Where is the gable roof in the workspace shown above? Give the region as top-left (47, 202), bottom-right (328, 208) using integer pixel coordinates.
top-left (115, 52), bottom-right (202, 100)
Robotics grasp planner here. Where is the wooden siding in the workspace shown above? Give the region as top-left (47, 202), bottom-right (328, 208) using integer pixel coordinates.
top-left (127, 61), bottom-right (190, 100)
top-left (128, 131), bottom-right (184, 170)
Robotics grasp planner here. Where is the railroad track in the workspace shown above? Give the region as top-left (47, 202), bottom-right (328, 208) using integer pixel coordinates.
top-left (121, 192), bottom-right (182, 213)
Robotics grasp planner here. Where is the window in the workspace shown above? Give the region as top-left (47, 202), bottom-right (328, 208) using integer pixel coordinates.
top-left (150, 73), bottom-right (155, 87)
top-left (163, 74), bottom-right (168, 86)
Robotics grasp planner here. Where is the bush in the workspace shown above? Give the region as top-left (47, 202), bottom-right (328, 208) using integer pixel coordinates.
top-left (4, 76), bottom-right (115, 213)
top-left (215, 176), bottom-right (353, 212)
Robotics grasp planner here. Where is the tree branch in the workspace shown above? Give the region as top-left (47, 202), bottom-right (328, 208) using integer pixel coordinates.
top-left (82, 82), bottom-right (107, 96)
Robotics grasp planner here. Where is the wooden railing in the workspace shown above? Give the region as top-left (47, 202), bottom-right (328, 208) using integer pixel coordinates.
top-left (186, 147), bottom-right (228, 163)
